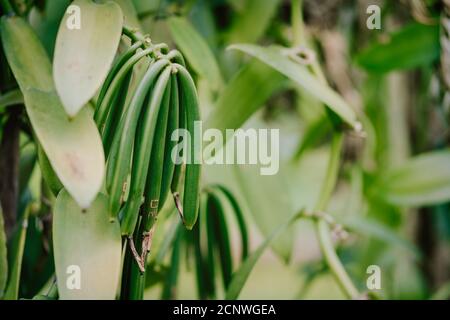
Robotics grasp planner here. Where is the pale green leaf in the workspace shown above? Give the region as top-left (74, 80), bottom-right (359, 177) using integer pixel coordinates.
top-left (1, 16), bottom-right (105, 208)
top-left (1, 16), bottom-right (53, 91)
top-left (379, 150), bottom-right (450, 206)
top-left (168, 16), bottom-right (223, 90)
top-left (229, 44), bottom-right (359, 129)
top-left (24, 89), bottom-right (104, 209)
top-left (53, 190), bottom-right (122, 300)
top-left (53, 0), bottom-right (123, 116)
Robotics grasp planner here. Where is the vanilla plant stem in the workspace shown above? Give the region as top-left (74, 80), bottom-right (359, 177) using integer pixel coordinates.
top-left (313, 133), bottom-right (359, 299)
top-left (291, 0), bottom-right (360, 299)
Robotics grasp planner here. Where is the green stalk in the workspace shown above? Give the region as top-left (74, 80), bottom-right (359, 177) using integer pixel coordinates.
top-left (313, 133), bottom-right (359, 299)
top-left (291, 0), bottom-right (304, 46)
top-left (291, 1), bottom-right (360, 299)
top-left (127, 222), bottom-right (146, 300)
top-left (122, 25), bottom-right (142, 44)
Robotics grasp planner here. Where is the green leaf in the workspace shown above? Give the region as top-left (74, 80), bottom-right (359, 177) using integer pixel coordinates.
top-left (1, 16), bottom-right (105, 208)
top-left (53, 190), bottom-right (122, 299)
top-left (168, 16), bottom-right (223, 90)
top-left (53, 0), bottom-right (123, 116)
top-left (378, 150), bottom-right (450, 206)
top-left (225, 213), bottom-right (299, 300)
top-left (226, 0), bottom-right (280, 44)
top-left (230, 44), bottom-right (359, 129)
top-left (24, 89), bottom-right (104, 209)
top-left (356, 23), bottom-right (440, 73)
top-left (28, 0), bottom-right (71, 57)
top-left (0, 206), bottom-right (7, 298)
top-left (3, 208), bottom-right (29, 300)
top-left (206, 59), bottom-right (287, 133)
top-left (1, 16), bottom-right (53, 91)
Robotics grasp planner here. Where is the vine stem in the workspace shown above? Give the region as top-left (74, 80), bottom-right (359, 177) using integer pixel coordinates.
top-left (291, 0), bottom-right (304, 46)
top-left (313, 133), bottom-right (359, 299)
top-left (291, 0), bottom-right (360, 299)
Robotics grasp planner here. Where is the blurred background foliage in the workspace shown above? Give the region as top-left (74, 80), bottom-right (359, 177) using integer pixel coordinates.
top-left (1, 0), bottom-right (450, 300)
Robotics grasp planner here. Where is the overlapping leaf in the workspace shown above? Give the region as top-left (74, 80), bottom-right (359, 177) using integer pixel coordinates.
top-left (53, 190), bottom-right (122, 300)
top-left (53, 0), bottom-right (123, 116)
top-left (229, 44), bottom-right (359, 129)
top-left (1, 16), bottom-right (105, 208)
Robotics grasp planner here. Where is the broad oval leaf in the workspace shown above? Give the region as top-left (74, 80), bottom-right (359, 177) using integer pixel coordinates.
top-left (53, 190), bottom-right (121, 300)
top-left (356, 23), bottom-right (440, 73)
top-left (24, 89), bottom-right (104, 208)
top-left (378, 150), bottom-right (450, 206)
top-left (168, 16), bottom-right (223, 90)
top-left (1, 16), bottom-right (105, 208)
top-left (229, 44), bottom-right (360, 129)
top-left (53, 0), bottom-right (123, 116)
top-left (205, 59), bottom-right (288, 134)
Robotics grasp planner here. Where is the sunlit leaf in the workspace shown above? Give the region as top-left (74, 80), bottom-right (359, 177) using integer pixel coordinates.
top-left (230, 44), bottom-right (359, 129)
top-left (356, 23), bottom-right (440, 73)
top-left (53, 0), bottom-right (123, 116)
top-left (378, 150), bottom-right (450, 206)
top-left (168, 16), bottom-right (223, 90)
top-left (53, 190), bottom-right (122, 300)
